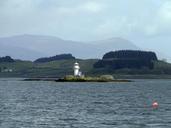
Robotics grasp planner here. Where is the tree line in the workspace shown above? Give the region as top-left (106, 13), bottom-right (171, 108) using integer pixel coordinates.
top-left (94, 50), bottom-right (158, 70)
top-left (0, 56), bottom-right (15, 63)
top-left (34, 54), bottom-right (75, 63)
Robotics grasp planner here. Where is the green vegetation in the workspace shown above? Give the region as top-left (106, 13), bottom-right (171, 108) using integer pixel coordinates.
top-left (92, 61), bottom-right (171, 74)
top-left (0, 56), bottom-right (14, 63)
top-left (1, 50), bottom-right (171, 79)
top-left (1, 59), bottom-right (171, 78)
top-left (0, 59), bottom-right (98, 77)
top-left (100, 75), bottom-right (114, 81)
top-left (34, 54), bottom-right (75, 63)
top-left (56, 75), bottom-right (130, 82)
top-left (94, 50), bottom-right (157, 70)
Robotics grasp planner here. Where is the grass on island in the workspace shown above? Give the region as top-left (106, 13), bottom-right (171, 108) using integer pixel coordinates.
top-left (56, 75), bottom-right (131, 82)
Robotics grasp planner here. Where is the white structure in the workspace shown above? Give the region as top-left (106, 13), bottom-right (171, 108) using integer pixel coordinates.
top-left (73, 62), bottom-right (80, 76)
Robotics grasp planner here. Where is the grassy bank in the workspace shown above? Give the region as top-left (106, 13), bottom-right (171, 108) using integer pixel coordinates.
top-left (1, 59), bottom-right (171, 79)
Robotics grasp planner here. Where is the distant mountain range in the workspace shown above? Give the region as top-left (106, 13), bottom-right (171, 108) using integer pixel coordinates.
top-left (0, 41), bottom-right (45, 60)
top-left (0, 34), bottom-right (139, 60)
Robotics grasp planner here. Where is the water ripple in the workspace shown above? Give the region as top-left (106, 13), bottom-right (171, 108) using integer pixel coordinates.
top-left (0, 79), bottom-right (171, 128)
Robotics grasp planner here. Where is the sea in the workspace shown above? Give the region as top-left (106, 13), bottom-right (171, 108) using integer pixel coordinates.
top-left (0, 78), bottom-right (171, 128)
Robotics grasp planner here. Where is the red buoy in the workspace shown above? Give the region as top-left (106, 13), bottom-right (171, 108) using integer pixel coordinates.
top-left (152, 101), bottom-right (159, 109)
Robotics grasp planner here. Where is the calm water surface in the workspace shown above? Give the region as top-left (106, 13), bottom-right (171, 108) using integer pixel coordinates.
top-left (0, 79), bottom-right (171, 128)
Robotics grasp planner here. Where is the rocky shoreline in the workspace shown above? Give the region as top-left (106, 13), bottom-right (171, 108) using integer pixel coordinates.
top-left (56, 79), bottom-right (132, 82)
top-left (23, 77), bottom-right (132, 82)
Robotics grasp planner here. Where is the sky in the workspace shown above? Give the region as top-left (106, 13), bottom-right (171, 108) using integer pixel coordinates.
top-left (0, 0), bottom-right (171, 58)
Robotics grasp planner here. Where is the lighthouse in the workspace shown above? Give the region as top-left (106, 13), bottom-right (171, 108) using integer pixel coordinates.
top-left (73, 62), bottom-right (80, 76)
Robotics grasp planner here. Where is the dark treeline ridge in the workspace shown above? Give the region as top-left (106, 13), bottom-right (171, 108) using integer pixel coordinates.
top-left (0, 56), bottom-right (15, 63)
top-left (103, 50), bottom-right (158, 60)
top-left (34, 54), bottom-right (75, 63)
top-left (94, 50), bottom-right (158, 70)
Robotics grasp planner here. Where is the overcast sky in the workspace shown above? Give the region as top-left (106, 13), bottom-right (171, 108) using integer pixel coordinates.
top-left (1, 0), bottom-right (171, 56)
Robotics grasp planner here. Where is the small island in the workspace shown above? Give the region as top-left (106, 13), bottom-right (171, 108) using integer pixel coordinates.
top-left (55, 75), bottom-right (131, 82)
top-left (24, 75), bottom-right (131, 82)
top-left (24, 62), bottom-right (131, 82)
top-left (56, 62), bottom-right (131, 82)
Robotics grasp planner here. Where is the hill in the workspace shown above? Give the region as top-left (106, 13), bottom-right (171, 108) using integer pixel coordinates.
top-left (94, 50), bottom-right (158, 70)
top-left (0, 56), bottom-right (15, 63)
top-left (0, 57), bottom-right (171, 78)
top-left (0, 59), bottom-right (98, 77)
top-left (0, 42), bottom-right (45, 60)
top-left (0, 34), bottom-right (139, 60)
top-left (34, 54), bottom-right (75, 63)
top-left (0, 51), bottom-right (171, 78)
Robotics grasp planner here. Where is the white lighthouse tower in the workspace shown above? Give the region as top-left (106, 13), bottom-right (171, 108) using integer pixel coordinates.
top-left (73, 62), bottom-right (80, 76)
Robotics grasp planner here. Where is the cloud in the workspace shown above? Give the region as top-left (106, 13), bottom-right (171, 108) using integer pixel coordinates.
top-left (81, 1), bottom-right (103, 13)
top-left (141, 1), bottom-right (171, 37)
top-left (95, 0), bottom-right (171, 38)
top-left (57, 1), bottom-right (104, 15)
top-left (0, 0), bottom-right (171, 41)
top-left (158, 1), bottom-right (171, 23)
top-left (94, 17), bottom-right (135, 38)
top-left (143, 25), bottom-right (158, 36)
